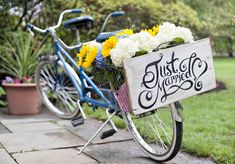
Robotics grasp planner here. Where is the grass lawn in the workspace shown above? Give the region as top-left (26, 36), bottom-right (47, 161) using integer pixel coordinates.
top-left (84, 57), bottom-right (235, 164)
top-left (182, 58), bottom-right (235, 164)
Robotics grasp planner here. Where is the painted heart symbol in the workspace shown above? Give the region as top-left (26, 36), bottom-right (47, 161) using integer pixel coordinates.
top-left (191, 57), bottom-right (208, 91)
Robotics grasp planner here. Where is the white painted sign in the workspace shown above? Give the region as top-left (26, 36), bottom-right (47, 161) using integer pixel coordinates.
top-left (124, 38), bottom-right (216, 115)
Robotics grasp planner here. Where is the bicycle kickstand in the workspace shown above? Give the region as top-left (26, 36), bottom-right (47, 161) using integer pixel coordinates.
top-left (78, 109), bottom-right (118, 154)
top-left (77, 100), bottom-right (87, 119)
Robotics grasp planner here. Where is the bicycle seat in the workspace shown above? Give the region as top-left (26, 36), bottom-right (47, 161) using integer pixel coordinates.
top-left (64, 16), bottom-right (94, 29)
top-left (96, 30), bottom-right (122, 43)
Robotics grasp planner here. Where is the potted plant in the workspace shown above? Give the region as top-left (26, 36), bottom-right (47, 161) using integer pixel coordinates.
top-left (0, 32), bottom-right (46, 115)
top-left (0, 86), bottom-right (7, 107)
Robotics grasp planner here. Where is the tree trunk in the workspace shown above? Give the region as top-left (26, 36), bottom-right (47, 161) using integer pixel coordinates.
top-left (14, 1), bottom-right (28, 31)
top-left (227, 37), bottom-right (233, 58)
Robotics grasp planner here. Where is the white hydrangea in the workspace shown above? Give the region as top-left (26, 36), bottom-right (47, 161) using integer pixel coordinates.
top-left (110, 38), bottom-right (139, 67)
top-left (155, 22), bottom-right (176, 44)
top-left (155, 22), bottom-right (194, 45)
top-left (152, 37), bottom-right (161, 50)
top-left (130, 31), bottom-right (155, 52)
top-left (107, 22), bottom-right (194, 67)
top-left (159, 22), bottom-right (177, 34)
top-left (172, 26), bottom-right (194, 43)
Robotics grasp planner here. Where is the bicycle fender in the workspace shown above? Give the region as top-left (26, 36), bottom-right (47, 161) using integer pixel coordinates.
top-left (171, 101), bottom-right (183, 122)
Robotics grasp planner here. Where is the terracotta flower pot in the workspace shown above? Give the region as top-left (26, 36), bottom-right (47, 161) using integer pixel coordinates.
top-left (2, 83), bottom-right (41, 115)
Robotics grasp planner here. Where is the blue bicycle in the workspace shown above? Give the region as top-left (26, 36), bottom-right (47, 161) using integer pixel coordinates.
top-left (27, 9), bottom-right (183, 162)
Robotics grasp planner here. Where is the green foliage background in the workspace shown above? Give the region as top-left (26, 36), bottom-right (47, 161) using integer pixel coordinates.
top-left (0, 1), bottom-right (234, 162)
top-left (0, 0), bottom-right (234, 55)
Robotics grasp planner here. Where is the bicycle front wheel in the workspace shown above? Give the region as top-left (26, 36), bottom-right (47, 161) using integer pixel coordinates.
top-left (35, 60), bottom-right (81, 119)
top-left (123, 102), bottom-right (183, 162)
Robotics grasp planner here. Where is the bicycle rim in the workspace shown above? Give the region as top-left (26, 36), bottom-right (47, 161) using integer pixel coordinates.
top-left (35, 60), bottom-right (80, 119)
top-left (123, 102), bottom-right (183, 162)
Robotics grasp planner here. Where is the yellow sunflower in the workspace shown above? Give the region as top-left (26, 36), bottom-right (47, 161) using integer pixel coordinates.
top-left (77, 45), bottom-right (98, 68)
top-left (85, 46), bottom-right (98, 63)
top-left (77, 57), bottom-right (83, 67)
top-left (116, 29), bottom-right (134, 37)
top-left (82, 61), bottom-right (91, 68)
top-left (77, 45), bottom-right (88, 58)
top-left (142, 25), bottom-right (159, 36)
top-left (101, 36), bottom-right (118, 58)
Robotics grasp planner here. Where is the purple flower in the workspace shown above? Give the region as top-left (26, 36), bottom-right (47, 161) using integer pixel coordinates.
top-left (14, 79), bottom-right (21, 84)
top-left (95, 45), bottom-right (106, 68)
top-left (4, 76), bottom-right (14, 83)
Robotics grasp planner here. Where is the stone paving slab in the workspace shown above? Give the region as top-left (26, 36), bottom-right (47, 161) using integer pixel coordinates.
top-left (0, 107), bottom-right (59, 125)
top-left (80, 140), bottom-right (215, 164)
top-left (0, 149), bottom-right (17, 164)
top-left (0, 129), bottom-right (86, 153)
top-left (80, 140), bottom-right (156, 164)
top-left (0, 123), bottom-right (10, 134)
top-left (55, 120), bottom-right (72, 127)
top-left (0, 108), bottom-right (216, 164)
top-left (58, 119), bottom-right (132, 144)
top-left (12, 148), bottom-right (98, 164)
top-left (4, 121), bottom-right (62, 132)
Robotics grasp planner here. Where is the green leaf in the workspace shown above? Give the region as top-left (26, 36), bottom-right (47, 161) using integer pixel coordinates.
top-left (0, 101), bottom-right (7, 106)
top-left (171, 37), bottom-right (185, 44)
top-left (135, 50), bottom-right (148, 56)
top-left (0, 87), bottom-right (6, 95)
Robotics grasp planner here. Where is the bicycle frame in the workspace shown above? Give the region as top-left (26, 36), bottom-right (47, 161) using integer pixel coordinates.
top-left (27, 10), bottom-right (184, 159)
top-left (26, 9), bottom-right (124, 112)
top-left (54, 41), bottom-right (119, 111)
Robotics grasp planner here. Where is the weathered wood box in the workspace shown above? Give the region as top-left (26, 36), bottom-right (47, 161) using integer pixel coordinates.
top-left (124, 38), bottom-right (216, 115)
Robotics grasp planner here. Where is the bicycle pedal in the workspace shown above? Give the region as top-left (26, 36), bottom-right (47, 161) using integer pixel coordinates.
top-left (71, 116), bottom-right (84, 127)
top-left (100, 129), bottom-right (116, 139)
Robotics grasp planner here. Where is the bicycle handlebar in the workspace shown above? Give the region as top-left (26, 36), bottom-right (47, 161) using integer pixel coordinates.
top-left (53, 9), bottom-right (83, 29)
top-left (99, 11), bottom-right (125, 34)
top-left (70, 9), bottom-right (83, 13)
top-left (26, 9), bottom-right (83, 50)
top-left (26, 23), bottom-right (47, 35)
top-left (26, 9), bottom-right (83, 34)
top-left (111, 11), bottom-right (125, 17)
top-left (26, 9), bottom-right (125, 50)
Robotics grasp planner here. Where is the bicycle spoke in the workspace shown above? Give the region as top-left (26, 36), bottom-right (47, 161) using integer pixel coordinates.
top-left (151, 115), bottom-right (172, 145)
top-left (63, 86), bottom-right (78, 94)
top-left (61, 76), bottom-right (72, 86)
top-left (57, 93), bottom-right (75, 113)
top-left (58, 89), bottom-right (77, 112)
top-left (36, 60), bottom-right (81, 119)
top-left (62, 89), bottom-right (77, 107)
top-left (62, 88), bottom-right (78, 101)
top-left (42, 66), bottom-right (56, 84)
top-left (148, 120), bottom-right (168, 150)
top-left (154, 110), bottom-right (172, 133)
top-left (40, 67), bottom-right (56, 89)
top-left (153, 113), bottom-right (173, 144)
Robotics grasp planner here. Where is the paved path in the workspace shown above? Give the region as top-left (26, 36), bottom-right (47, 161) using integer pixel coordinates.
top-left (0, 107), bottom-right (215, 164)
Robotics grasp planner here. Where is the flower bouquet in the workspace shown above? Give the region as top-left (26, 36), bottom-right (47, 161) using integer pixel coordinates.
top-left (77, 22), bottom-right (194, 91)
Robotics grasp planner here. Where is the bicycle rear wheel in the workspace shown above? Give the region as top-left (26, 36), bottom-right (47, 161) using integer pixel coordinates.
top-left (35, 59), bottom-right (80, 119)
top-left (123, 102), bottom-right (183, 162)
